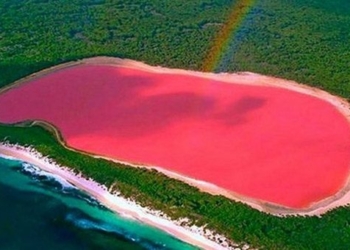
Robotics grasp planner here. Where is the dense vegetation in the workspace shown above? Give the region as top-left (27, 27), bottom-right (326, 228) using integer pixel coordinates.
top-left (1, 0), bottom-right (349, 97)
top-left (1, 0), bottom-right (350, 249)
top-left (1, 124), bottom-right (350, 249)
top-left (0, 0), bottom-right (229, 87)
top-left (219, 0), bottom-right (350, 97)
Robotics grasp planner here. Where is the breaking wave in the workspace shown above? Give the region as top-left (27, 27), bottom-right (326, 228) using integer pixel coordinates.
top-left (65, 211), bottom-right (169, 250)
top-left (16, 162), bottom-right (103, 208)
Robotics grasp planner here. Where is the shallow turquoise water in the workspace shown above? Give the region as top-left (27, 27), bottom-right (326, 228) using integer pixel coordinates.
top-left (0, 156), bottom-right (199, 250)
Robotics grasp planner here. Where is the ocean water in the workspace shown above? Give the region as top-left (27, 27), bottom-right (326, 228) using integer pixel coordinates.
top-left (0, 156), bottom-right (199, 250)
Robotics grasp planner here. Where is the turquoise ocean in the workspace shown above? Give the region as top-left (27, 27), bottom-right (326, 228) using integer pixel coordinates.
top-left (0, 156), bottom-right (199, 250)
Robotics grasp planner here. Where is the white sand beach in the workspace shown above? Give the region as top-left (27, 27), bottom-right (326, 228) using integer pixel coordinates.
top-left (0, 143), bottom-right (242, 250)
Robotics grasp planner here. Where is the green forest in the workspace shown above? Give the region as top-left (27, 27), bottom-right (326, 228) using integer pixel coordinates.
top-left (1, 0), bottom-right (350, 249)
top-left (1, 0), bottom-right (349, 97)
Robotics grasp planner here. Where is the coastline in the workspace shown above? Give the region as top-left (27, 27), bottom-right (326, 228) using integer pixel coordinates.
top-left (0, 143), bottom-right (241, 250)
top-left (1, 56), bottom-right (350, 216)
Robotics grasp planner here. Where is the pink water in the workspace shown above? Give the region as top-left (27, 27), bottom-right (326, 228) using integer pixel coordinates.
top-left (1, 64), bottom-right (350, 208)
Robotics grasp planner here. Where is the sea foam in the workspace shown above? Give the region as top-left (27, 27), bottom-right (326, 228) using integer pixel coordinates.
top-left (21, 162), bottom-right (77, 190)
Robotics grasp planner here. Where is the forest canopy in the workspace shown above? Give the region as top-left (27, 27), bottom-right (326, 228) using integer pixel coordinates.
top-left (0, 0), bottom-right (349, 96)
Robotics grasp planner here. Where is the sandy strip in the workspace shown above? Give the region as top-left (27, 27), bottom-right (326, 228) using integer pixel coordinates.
top-left (0, 144), bottom-right (239, 250)
top-left (1, 56), bottom-right (350, 216)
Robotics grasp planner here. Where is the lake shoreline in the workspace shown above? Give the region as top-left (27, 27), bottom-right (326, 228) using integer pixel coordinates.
top-left (1, 56), bottom-right (350, 215)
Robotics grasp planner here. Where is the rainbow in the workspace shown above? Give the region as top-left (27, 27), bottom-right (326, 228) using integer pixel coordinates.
top-left (202, 0), bottom-right (256, 72)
